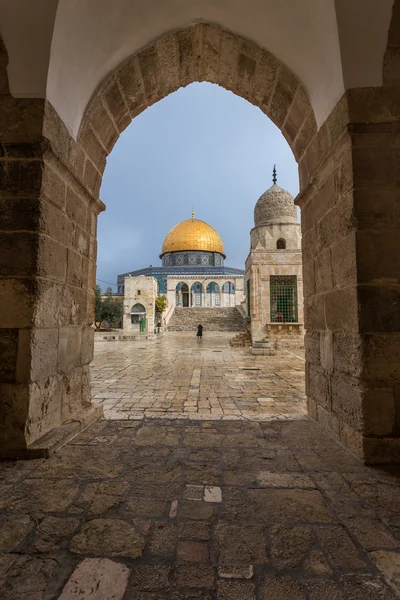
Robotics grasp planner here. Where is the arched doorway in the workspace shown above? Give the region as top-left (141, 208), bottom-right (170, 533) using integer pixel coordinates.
top-left (176, 282), bottom-right (189, 307)
top-left (191, 282), bottom-right (204, 307)
top-left (222, 282), bottom-right (235, 307)
top-left (1, 8), bottom-right (398, 463)
top-left (130, 303), bottom-right (146, 331)
top-left (206, 282), bottom-right (221, 307)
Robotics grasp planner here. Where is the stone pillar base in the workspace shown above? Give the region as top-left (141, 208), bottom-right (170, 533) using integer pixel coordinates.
top-left (1, 406), bottom-right (103, 460)
top-left (250, 341), bottom-right (276, 356)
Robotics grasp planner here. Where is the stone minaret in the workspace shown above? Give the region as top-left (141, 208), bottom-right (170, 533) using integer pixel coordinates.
top-left (245, 167), bottom-right (304, 348)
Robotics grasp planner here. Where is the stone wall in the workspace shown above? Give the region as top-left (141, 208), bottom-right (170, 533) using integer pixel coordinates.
top-left (1, 16), bottom-right (399, 462)
top-left (123, 276), bottom-right (157, 332)
top-left (246, 251), bottom-right (303, 344)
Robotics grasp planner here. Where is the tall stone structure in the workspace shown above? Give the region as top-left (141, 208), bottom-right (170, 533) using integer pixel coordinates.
top-left (123, 275), bottom-right (158, 333)
top-left (246, 168), bottom-right (303, 348)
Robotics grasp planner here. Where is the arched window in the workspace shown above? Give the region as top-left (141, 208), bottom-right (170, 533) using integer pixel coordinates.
top-left (277, 238), bottom-right (286, 249)
top-left (206, 282), bottom-right (221, 307)
top-left (176, 282), bottom-right (189, 307)
top-left (191, 282), bottom-right (204, 306)
top-left (130, 303), bottom-right (146, 327)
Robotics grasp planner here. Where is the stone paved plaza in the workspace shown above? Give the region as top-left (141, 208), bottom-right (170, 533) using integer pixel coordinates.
top-left (0, 334), bottom-right (400, 599)
top-left (91, 332), bottom-right (307, 420)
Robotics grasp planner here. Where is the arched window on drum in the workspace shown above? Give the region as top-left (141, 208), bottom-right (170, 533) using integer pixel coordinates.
top-left (277, 238), bottom-right (286, 249)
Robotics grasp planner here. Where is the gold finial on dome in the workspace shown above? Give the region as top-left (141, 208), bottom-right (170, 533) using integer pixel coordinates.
top-left (192, 208), bottom-right (195, 220)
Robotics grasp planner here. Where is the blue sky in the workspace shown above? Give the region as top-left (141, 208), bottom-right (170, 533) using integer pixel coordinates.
top-left (98, 82), bottom-right (298, 291)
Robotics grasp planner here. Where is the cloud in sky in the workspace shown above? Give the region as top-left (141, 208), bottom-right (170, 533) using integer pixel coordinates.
top-left (97, 82), bottom-right (298, 290)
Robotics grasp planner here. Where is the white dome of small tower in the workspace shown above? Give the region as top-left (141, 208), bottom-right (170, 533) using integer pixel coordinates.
top-left (254, 165), bottom-right (297, 226)
top-left (250, 166), bottom-right (300, 252)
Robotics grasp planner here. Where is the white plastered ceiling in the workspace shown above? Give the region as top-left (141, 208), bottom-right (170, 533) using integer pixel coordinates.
top-left (0, 0), bottom-right (394, 137)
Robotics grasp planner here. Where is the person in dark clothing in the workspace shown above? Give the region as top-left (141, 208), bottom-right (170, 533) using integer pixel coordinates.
top-left (197, 324), bottom-right (203, 339)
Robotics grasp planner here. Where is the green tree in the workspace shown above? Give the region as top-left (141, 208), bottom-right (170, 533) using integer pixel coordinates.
top-left (94, 285), bottom-right (103, 329)
top-left (100, 287), bottom-right (124, 328)
top-left (155, 294), bottom-right (168, 314)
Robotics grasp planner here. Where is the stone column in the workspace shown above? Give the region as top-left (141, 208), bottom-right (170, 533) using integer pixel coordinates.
top-left (0, 100), bottom-right (103, 457)
top-left (298, 91), bottom-right (400, 463)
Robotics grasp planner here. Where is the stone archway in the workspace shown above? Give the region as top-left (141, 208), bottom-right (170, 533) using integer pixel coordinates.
top-left (1, 13), bottom-right (400, 463)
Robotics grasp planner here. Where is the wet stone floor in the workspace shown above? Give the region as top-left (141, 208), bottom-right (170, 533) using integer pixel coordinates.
top-left (0, 335), bottom-right (400, 599)
top-left (91, 332), bottom-right (307, 420)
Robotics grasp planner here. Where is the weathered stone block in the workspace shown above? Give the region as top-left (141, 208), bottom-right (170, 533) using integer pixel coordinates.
top-left (362, 334), bottom-right (400, 381)
top-left (333, 333), bottom-right (363, 377)
top-left (0, 232), bottom-right (38, 277)
top-left (0, 97), bottom-right (44, 143)
top-left (103, 79), bottom-right (130, 133)
top-left (325, 286), bottom-right (358, 332)
top-left (58, 327), bottom-right (82, 373)
top-left (37, 235), bottom-right (67, 282)
top-left (314, 248), bottom-right (333, 294)
top-left (81, 326), bottom-right (94, 365)
top-left (85, 96), bottom-right (118, 153)
top-left (320, 331), bottom-right (334, 372)
top-left (0, 198), bottom-right (40, 232)
top-left (302, 259), bottom-right (315, 297)
top-left (304, 331), bottom-right (320, 365)
top-left (0, 329), bottom-right (18, 383)
top-left (39, 199), bottom-right (73, 246)
top-left (356, 228), bottom-right (400, 283)
top-left (331, 233), bottom-right (357, 288)
top-left (16, 327), bottom-right (58, 382)
top-left (317, 404), bottom-right (340, 436)
top-left (83, 158), bottom-right (102, 197)
top-left (219, 30), bottom-right (239, 91)
top-left (67, 249), bottom-right (83, 288)
top-left (202, 24), bottom-right (221, 84)
top-left (363, 386), bottom-right (395, 436)
top-left (117, 56), bottom-right (147, 118)
top-left (80, 124), bottom-right (107, 171)
top-left (308, 363), bottom-right (330, 408)
top-left (269, 66), bottom-right (298, 128)
top-left (61, 366), bottom-right (84, 420)
top-left (304, 294), bottom-right (325, 330)
top-left (41, 163), bottom-right (66, 209)
top-left (155, 33), bottom-right (180, 95)
top-left (27, 375), bottom-right (62, 444)
top-left (358, 285), bottom-right (400, 332)
top-left (331, 372), bottom-right (363, 431)
top-left (0, 278), bottom-right (36, 328)
top-left (66, 188), bottom-right (88, 227)
top-left (138, 46), bottom-right (161, 104)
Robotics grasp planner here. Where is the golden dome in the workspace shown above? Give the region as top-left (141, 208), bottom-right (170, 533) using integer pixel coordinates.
top-left (161, 214), bottom-right (225, 257)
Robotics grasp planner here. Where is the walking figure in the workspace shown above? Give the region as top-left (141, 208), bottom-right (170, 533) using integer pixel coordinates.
top-left (197, 324), bottom-right (203, 339)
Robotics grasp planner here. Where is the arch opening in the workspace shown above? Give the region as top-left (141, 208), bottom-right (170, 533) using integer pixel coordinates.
top-left (277, 238), bottom-right (286, 249)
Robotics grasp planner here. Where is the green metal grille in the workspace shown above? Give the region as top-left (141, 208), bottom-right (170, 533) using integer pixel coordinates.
top-left (270, 275), bottom-right (298, 323)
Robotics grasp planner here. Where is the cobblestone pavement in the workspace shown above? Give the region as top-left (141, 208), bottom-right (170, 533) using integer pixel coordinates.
top-left (91, 332), bottom-right (307, 420)
top-left (1, 418), bottom-right (400, 599)
top-left (1, 334), bottom-right (400, 599)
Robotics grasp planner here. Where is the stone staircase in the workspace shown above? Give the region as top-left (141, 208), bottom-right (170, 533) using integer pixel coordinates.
top-left (229, 330), bottom-right (252, 347)
top-left (168, 307), bottom-right (245, 332)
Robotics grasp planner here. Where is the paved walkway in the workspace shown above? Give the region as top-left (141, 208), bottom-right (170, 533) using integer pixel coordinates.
top-left (0, 334), bottom-right (399, 599)
top-left (91, 332), bottom-right (306, 420)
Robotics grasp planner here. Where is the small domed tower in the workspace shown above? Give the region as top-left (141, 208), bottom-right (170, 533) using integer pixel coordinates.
top-left (251, 165), bottom-right (301, 252)
top-left (245, 166), bottom-right (304, 349)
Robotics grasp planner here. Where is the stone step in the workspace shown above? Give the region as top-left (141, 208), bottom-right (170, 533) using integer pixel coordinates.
top-left (168, 307), bottom-right (245, 332)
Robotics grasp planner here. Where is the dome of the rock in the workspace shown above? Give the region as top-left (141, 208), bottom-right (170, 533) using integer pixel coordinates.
top-left (160, 216), bottom-right (225, 257)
